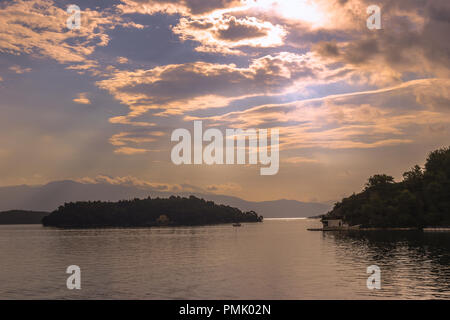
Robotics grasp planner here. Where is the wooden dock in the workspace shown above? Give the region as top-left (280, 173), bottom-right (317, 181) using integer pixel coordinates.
top-left (307, 226), bottom-right (361, 231)
top-left (423, 227), bottom-right (450, 232)
top-left (307, 227), bottom-right (419, 231)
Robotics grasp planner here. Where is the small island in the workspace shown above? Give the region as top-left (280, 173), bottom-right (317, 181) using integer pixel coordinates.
top-left (320, 146), bottom-right (450, 229)
top-left (42, 195), bottom-right (263, 228)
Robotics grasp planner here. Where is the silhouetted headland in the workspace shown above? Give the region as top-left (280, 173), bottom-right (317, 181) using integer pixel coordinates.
top-left (0, 210), bottom-right (49, 224)
top-left (42, 195), bottom-right (263, 228)
top-left (321, 146), bottom-right (450, 229)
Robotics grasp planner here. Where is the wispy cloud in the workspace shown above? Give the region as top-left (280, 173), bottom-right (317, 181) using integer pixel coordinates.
top-left (9, 65), bottom-right (32, 74)
top-left (76, 174), bottom-right (243, 195)
top-left (116, 56), bottom-right (130, 64)
top-left (283, 156), bottom-right (320, 164)
top-left (192, 79), bottom-right (450, 151)
top-left (114, 147), bottom-right (150, 155)
top-left (73, 92), bottom-right (91, 105)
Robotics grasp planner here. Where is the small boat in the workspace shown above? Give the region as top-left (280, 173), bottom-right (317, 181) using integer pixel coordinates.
top-left (233, 223), bottom-right (242, 227)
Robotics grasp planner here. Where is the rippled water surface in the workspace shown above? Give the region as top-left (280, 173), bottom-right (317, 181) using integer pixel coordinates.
top-left (0, 219), bottom-right (449, 299)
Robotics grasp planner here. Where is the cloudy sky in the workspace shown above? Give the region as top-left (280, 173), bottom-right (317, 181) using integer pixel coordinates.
top-left (0, 0), bottom-right (449, 203)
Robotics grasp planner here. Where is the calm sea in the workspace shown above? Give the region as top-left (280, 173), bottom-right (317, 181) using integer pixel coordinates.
top-left (0, 219), bottom-right (449, 299)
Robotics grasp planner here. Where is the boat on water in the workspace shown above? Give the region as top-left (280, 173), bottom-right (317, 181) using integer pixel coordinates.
top-left (233, 223), bottom-right (242, 227)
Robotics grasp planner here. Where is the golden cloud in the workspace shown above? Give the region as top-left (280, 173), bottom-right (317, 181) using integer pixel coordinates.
top-left (0, 0), bottom-right (143, 69)
top-left (173, 15), bottom-right (286, 54)
top-left (76, 174), bottom-right (242, 195)
top-left (96, 51), bottom-right (342, 126)
top-left (114, 147), bottom-right (150, 155)
top-left (118, 0), bottom-right (243, 17)
top-left (110, 131), bottom-right (164, 146)
top-left (9, 65), bottom-right (32, 74)
top-left (73, 92), bottom-right (91, 105)
top-left (193, 79), bottom-right (450, 151)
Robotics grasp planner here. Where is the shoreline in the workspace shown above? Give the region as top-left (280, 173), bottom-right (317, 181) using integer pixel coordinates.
top-left (307, 227), bottom-right (450, 232)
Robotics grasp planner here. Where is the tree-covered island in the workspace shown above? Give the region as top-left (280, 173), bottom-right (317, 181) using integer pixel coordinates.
top-left (42, 195), bottom-right (263, 228)
top-left (322, 147), bottom-right (450, 228)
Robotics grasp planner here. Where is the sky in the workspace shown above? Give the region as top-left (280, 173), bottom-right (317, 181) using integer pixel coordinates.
top-left (0, 0), bottom-right (449, 203)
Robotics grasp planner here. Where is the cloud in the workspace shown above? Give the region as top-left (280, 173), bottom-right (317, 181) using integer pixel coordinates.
top-left (193, 79), bottom-right (450, 151)
top-left (414, 80), bottom-right (450, 112)
top-left (96, 51), bottom-right (343, 126)
top-left (76, 174), bottom-right (242, 195)
top-left (313, 0), bottom-right (450, 85)
top-left (116, 56), bottom-right (130, 64)
top-left (283, 156), bottom-right (320, 164)
top-left (118, 0), bottom-right (242, 16)
top-left (9, 65), bottom-right (32, 74)
top-left (206, 182), bottom-right (242, 193)
top-left (173, 15), bottom-right (286, 54)
top-left (109, 131), bottom-right (165, 153)
top-left (73, 92), bottom-right (91, 105)
top-left (114, 147), bottom-right (150, 155)
top-left (77, 175), bottom-right (171, 191)
top-left (0, 0), bottom-right (143, 69)
top-left (1, 0), bottom-right (448, 203)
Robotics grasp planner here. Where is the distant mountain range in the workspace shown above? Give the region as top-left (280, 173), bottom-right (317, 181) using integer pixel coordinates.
top-left (0, 180), bottom-right (331, 218)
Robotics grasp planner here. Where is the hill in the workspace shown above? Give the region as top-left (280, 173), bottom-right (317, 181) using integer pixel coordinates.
top-left (324, 147), bottom-right (450, 228)
top-left (0, 181), bottom-right (330, 218)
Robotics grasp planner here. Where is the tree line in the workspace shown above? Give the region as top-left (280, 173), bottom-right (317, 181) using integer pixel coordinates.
top-left (42, 195), bottom-right (263, 228)
top-left (324, 147), bottom-right (450, 228)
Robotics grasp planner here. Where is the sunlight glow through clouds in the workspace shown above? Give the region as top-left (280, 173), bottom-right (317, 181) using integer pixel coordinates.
top-left (243, 0), bottom-right (326, 26)
top-left (1, 0), bottom-right (449, 201)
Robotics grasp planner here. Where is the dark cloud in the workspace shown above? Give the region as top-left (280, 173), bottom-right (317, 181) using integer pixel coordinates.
top-left (98, 53), bottom-right (324, 113)
top-left (215, 17), bottom-right (268, 41)
top-left (121, 0), bottom-right (242, 15)
top-left (184, 0), bottom-right (241, 15)
top-left (314, 0), bottom-right (450, 78)
top-left (314, 42), bottom-right (340, 57)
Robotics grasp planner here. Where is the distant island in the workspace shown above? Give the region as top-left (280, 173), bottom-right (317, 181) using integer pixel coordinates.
top-left (42, 195), bottom-right (263, 228)
top-left (0, 181), bottom-right (329, 218)
top-left (0, 210), bottom-right (49, 225)
top-left (323, 147), bottom-right (450, 228)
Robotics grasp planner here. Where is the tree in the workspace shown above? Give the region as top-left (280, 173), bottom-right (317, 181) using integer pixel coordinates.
top-left (403, 165), bottom-right (423, 188)
top-left (365, 174), bottom-right (395, 189)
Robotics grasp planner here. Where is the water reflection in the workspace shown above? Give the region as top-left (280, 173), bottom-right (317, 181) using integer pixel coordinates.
top-left (0, 222), bottom-right (449, 299)
top-left (325, 231), bottom-right (450, 299)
